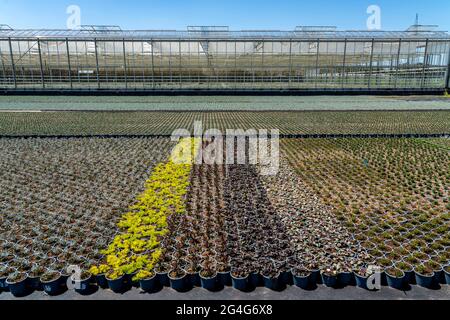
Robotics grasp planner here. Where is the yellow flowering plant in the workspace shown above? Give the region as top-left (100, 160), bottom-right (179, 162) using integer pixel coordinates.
top-left (91, 138), bottom-right (200, 280)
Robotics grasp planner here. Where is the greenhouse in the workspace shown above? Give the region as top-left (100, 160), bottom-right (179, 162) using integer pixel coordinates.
top-left (0, 25), bottom-right (449, 92)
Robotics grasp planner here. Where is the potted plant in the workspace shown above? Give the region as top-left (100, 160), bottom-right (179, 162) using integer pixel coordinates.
top-left (200, 264), bottom-right (218, 292)
top-left (28, 265), bottom-right (46, 291)
top-left (248, 270), bottom-right (262, 289)
top-left (217, 263), bottom-right (232, 287)
top-left (231, 269), bottom-right (249, 292)
top-left (354, 267), bottom-right (375, 290)
top-left (444, 265), bottom-right (450, 285)
top-left (169, 268), bottom-right (189, 292)
top-left (41, 270), bottom-right (63, 296)
top-left (385, 267), bottom-right (405, 290)
top-left (89, 265), bottom-right (109, 289)
top-left (395, 262), bottom-right (414, 285)
top-left (155, 263), bottom-right (170, 287)
top-left (6, 272), bottom-right (29, 297)
top-left (0, 265), bottom-right (14, 292)
top-left (106, 270), bottom-right (127, 293)
top-left (414, 265), bottom-right (435, 289)
top-left (425, 260), bottom-right (445, 284)
top-left (73, 270), bottom-right (93, 295)
top-left (292, 268), bottom-right (312, 290)
top-left (262, 269), bottom-right (283, 292)
top-left (185, 264), bottom-right (201, 288)
top-left (321, 269), bottom-right (338, 288)
top-left (337, 267), bottom-right (355, 287)
top-left (136, 270), bottom-right (159, 293)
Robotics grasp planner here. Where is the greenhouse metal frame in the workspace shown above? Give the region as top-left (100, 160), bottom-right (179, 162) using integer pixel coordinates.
top-left (1, 26), bottom-right (449, 92)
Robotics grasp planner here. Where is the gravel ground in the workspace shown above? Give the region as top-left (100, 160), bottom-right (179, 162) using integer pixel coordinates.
top-left (0, 95), bottom-right (449, 111)
top-left (0, 285), bottom-right (448, 300)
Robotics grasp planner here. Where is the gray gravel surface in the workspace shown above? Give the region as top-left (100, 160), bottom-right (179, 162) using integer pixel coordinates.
top-left (0, 285), bottom-right (448, 300)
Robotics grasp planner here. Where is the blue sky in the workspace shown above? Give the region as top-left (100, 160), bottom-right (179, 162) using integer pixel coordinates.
top-left (1, 0), bottom-right (449, 31)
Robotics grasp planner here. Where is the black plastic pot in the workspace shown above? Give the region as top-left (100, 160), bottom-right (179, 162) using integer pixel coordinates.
top-left (126, 272), bottom-right (139, 288)
top-left (321, 273), bottom-right (338, 288)
top-left (292, 272), bottom-right (311, 289)
top-left (106, 275), bottom-right (127, 293)
top-left (444, 267), bottom-right (450, 285)
top-left (218, 271), bottom-right (232, 287)
top-left (157, 272), bottom-right (170, 287)
top-left (59, 274), bottom-right (70, 292)
top-left (41, 274), bottom-right (63, 296)
top-left (231, 274), bottom-right (249, 292)
top-left (27, 276), bottom-right (42, 291)
top-left (415, 272), bottom-right (435, 289)
top-left (262, 273), bottom-right (283, 291)
top-left (187, 272), bottom-right (201, 287)
top-left (96, 274), bottom-right (109, 289)
top-left (354, 272), bottom-right (370, 290)
top-left (169, 272), bottom-right (190, 292)
top-left (140, 275), bottom-right (159, 293)
top-left (0, 276), bottom-right (9, 292)
top-left (200, 274), bottom-right (218, 292)
top-left (403, 270), bottom-right (416, 285)
top-left (433, 269), bottom-right (445, 285)
top-left (386, 272), bottom-right (405, 290)
top-left (279, 270), bottom-right (293, 286)
top-left (249, 272), bottom-right (262, 288)
top-left (338, 272), bottom-right (355, 287)
top-left (6, 276), bottom-right (29, 297)
top-left (74, 274), bottom-right (93, 295)
top-left (377, 271), bottom-right (388, 286)
top-left (309, 269), bottom-right (321, 285)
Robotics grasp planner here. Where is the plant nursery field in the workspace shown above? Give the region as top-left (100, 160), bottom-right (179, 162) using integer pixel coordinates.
top-left (0, 95), bottom-right (449, 111)
top-left (0, 110), bottom-right (449, 136)
top-left (0, 134), bottom-right (449, 297)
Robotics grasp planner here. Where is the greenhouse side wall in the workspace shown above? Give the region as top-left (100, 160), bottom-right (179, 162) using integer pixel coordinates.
top-left (0, 37), bottom-right (449, 93)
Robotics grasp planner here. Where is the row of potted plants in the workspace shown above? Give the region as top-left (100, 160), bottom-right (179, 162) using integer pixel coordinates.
top-left (1, 110), bottom-right (449, 136)
top-left (258, 158), bottom-right (372, 277)
top-left (0, 137), bottom-right (175, 290)
top-left (89, 138), bottom-right (200, 288)
top-left (283, 138), bottom-right (449, 283)
top-left (5, 261), bottom-right (448, 297)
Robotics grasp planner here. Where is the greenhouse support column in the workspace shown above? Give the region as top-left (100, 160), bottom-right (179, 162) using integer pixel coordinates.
top-left (151, 41), bottom-right (155, 89)
top-left (288, 40), bottom-right (293, 88)
top-left (179, 40), bottom-right (182, 89)
top-left (421, 39), bottom-right (429, 89)
top-left (8, 38), bottom-right (17, 89)
top-left (368, 38), bottom-right (375, 89)
top-left (37, 39), bottom-right (45, 88)
top-left (394, 39), bottom-right (402, 89)
top-left (315, 39), bottom-right (320, 89)
top-left (94, 39), bottom-right (100, 89)
top-left (122, 39), bottom-right (128, 89)
top-left (65, 38), bottom-right (73, 89)
top-left (341, 39), bottom-right (347, 89)
top-left (234, 41), bottom-right (237, 90)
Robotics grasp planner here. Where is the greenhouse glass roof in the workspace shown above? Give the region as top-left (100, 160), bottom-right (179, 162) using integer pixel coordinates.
top-left (1, 28), bottom-right (449, 40)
